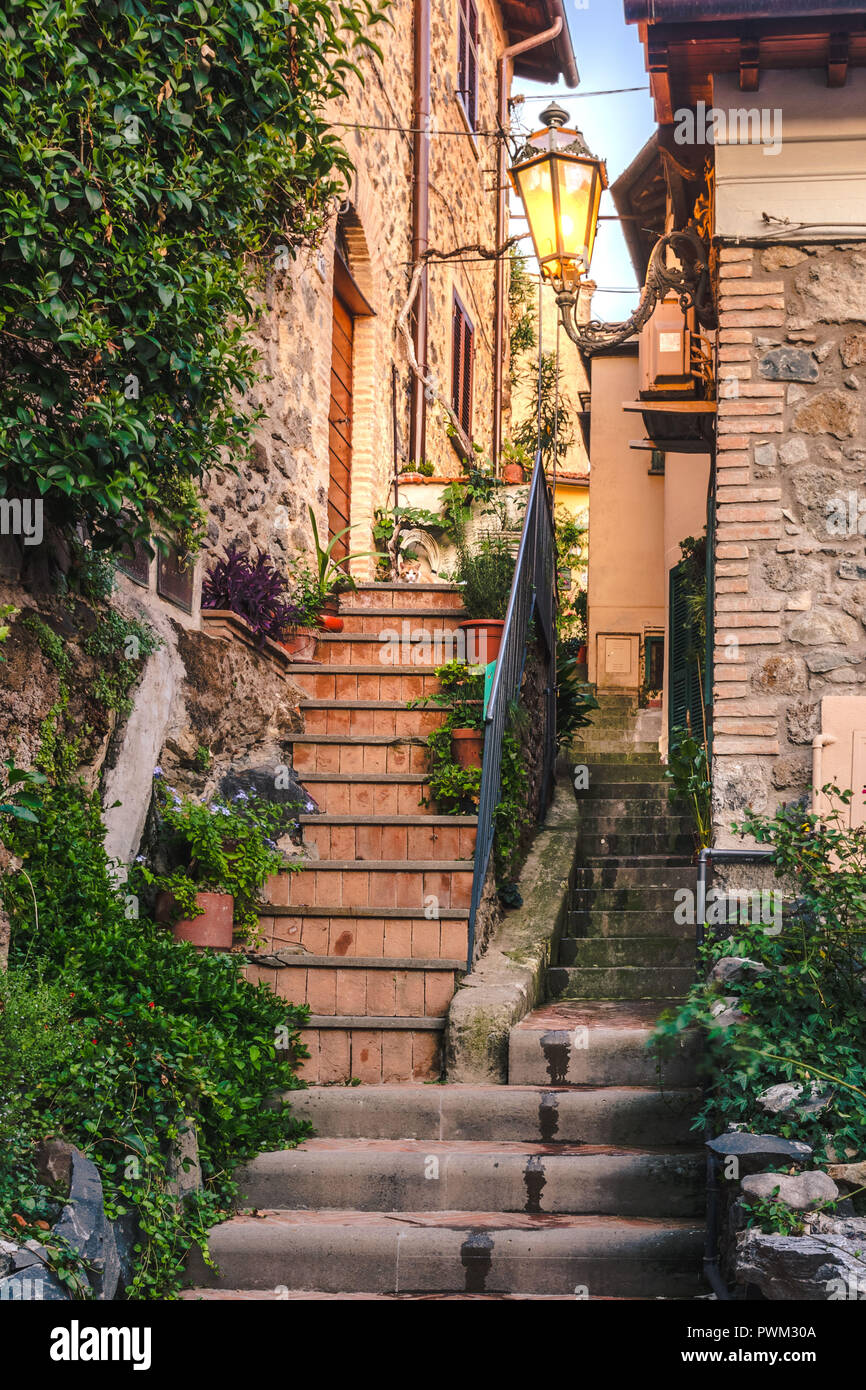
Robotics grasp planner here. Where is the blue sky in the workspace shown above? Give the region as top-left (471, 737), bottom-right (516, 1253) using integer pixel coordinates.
top-left (511, 0), bottom-right (656, 319)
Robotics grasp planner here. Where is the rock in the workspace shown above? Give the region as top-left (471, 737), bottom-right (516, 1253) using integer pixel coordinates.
top-left (771, 755), bottom-right (811, 790)
top-left (706, 1132), bottom-right (813, 1174)
top-left (752, 652), bottom-right (807, 693)
top-left (735, 1226), bottom-right (866, 1299)
top-left (218, 764), bottom-right (315, 827)
top-left (753, 442), bottom-right (777, 474)
top-left (779, 436), bottom-right (810, 466)
top-left (758, 347), bottom-right (818, 383)
top-left (788, 609), bottom-right (861, 646)
top-left (763, 554), bottom-right (825, 594)
top-left (710, 999), bottom-right (746, 1029)
top-left (794, 254), bottom-right (866, 324)
top-left (51, 1150), bottom-right (119, 1301)
top-left (786, 699), bottom-right (822, 745)
top-left (712, 759), bottom-right (769, 815)
top-left (758, 1082), bottom-right (833, 1117)
top-left (0, 1266), bottom-right (71, 1301)
top-left (167, 1119), bottom-right (202, 1200)
top-left (33, 1139), bottom-right (75, 1189)
top-left (762, 247), bottom-right (808, 271)
top-left (708, 956), bottom-right (770, 985)
top-left (804, 648), bottom-right (861, 673)
top-left (0, 1239), bottom-right (17, 1278)
top-left (742, 1170), bottom-right (839, 1211)
top-left (841, 333), bottom-right (866, 368)
top-left (826, 1161), bottom-right (866, 1189)
top-left (839, 560), bottom-right (866, 580)
top-left (793, 389), bottom-right (860, 441)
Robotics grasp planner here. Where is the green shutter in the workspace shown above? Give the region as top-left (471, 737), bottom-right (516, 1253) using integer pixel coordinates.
top-left (669, 562), bottom-right (705, 746)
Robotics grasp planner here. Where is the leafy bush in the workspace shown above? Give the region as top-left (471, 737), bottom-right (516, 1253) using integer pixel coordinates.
top-left (202, 544), bottom-right (303, 644)
top-left (666, 726), bottom-right (712, 850)
top-left (454, 531), bottom-right (515, 620)
top-left (0, 779), bottom-right (309, 1297)
top-left (0, 0), bottom-right (386, 550)
top-left (556, 641), bottom-right (598, 748)
top-left (652, 788), bottom-right (866, 1170)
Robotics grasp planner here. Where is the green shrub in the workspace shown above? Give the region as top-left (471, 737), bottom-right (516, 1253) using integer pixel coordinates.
top-left (454, 531), bottom-right (515, 620)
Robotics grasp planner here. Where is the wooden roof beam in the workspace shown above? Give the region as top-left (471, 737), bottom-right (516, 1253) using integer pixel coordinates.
top-left (828, 31), bottom-right (850, 87)
top-left (739, 37), bottom-right (760, 91)
top-left (648, 36), bottom-right (674, 124)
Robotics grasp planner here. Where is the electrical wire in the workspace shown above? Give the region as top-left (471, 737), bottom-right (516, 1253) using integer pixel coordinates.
top-left (331, 87), bottom-right (652, 141)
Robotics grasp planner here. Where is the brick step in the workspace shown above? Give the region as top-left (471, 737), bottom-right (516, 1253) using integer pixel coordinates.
top-left (289, 1083), bottom-right (701, 1146)
top-left (313, 632), bottom-right (464, 666)
top-left (333, 609), bottom-right (464, 635)
top-left (340, 582), bottom-right (464, 612)
top-left (300, 701), bottom-right (455, 738)
top-left (237, 1140), bottom-right (704, 1217)
top-left (566, 909), bottom-right (687, 937)
top-left (272, 861), bottom-right (473, 910)
top-left (578, 831), bottom-right (694, 857)
top-left (547, 965), bottom-right (695, 1002)
top-left (255, 905), bottom-right (470, 960)
top-left (570, 887), bottom-right (682, 912)
top-left (301, 1020), bottom-right (442, 1084)
top-left (558, 937), bottom-right (694, 969)
top-left (300, 815), bottom-right (476, 861)
top-left (285, 666), bottom-right (442, 702)
top-left (247, 958), bottom-right (458, 1019)
top-left (185, 1210), bottom-right (704, 1297)
top-left (292, 735), bottom-right (429, 776)
top-left (292, 773), bottom-right (430, 816)
top-left (508, 1001), bottom-right (699, 1087)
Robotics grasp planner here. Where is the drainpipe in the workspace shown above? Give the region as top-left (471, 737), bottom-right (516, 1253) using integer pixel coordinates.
top-left (410, 0), bottom-right (431, 469)
top-left (493, 15), bottom-right (568, 470)
top-left (811, 732), bottom-right (836, 814)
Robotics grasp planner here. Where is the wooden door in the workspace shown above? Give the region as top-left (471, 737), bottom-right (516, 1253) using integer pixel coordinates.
top-left (328, 291), bottom-right (354, 562)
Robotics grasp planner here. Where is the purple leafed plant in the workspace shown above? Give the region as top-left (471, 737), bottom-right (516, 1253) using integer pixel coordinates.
top-left (202, 544), bottom-right (303, 645)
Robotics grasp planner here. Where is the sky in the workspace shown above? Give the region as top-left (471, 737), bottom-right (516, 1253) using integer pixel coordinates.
top-left (510, 0), bottom-right (656, 320)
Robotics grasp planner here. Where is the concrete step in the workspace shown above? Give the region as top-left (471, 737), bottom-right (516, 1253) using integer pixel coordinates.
top-left (509, 1001), bottom-right (699, 1088)
top-left (578, 831), bottom-right (694, 857)
top-left (574, 750), bottom-right (660, 763)
top-left (288, 1083), bottom-right (700, 1146)
top-left (186, 1209), bottom-right (704, 1297)
top-left (566, 908), bottom-right (686, 936)
top-left (294, 773), bottom-right (431, 817)
top-left (301, 701), bottom-right (449, 738)
top-left (299, 815), bottom-right (476, 861)
top-left (574, 863), bottom-right (696, 890)
top-left (180, 1289), bottom-right (633, 1300)
top-left (340, 583), bottom-right (464, 613)
top-left (286, 666), bottom-right (442, 702)
top-left (255, 904), bottom-right (469, 961)
top-left (576, 815), bottom-right (693, 835)
top-left (558, 937), bottom-right (694, 969)
top-left (547, 965), bottom-right (695, 1002)
top-left (277, 861), bottom-right (473, 910)
top-left (237, 1140), bottom-right (704, 1217)
top-left (574, 767), bottom-right (668, 785)
top-left (292, 735), bottom-right (429, 776)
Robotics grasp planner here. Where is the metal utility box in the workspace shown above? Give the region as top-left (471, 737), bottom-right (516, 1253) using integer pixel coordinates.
top-left (640, 294), bottom-right (692, 395)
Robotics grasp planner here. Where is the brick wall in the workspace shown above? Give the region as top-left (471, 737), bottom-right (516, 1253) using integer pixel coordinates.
top-left (712, 242), bottom-right (866, 843)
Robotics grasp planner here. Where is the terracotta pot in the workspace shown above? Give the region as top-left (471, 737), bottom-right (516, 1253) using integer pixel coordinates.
top-left (457, 618), bottom-right (505, 667)
top-left (318, 612), bottom-right (344, 632)
top-left (451, 728), bottom-right (484, 769)
top-left (279, 629), bottom-right (318, 661)
top-left (158, 891), bottom-right (234, 949)
top-left (576, 643), bottom-right (587, 664)
top-left (399, 471), bottom-right (431, 484)
top-left (501, 463), bottom-right (525, 484)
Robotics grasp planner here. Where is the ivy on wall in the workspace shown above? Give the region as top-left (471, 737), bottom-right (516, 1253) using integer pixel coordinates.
top-left (0, 0), bottom-right (386, 550)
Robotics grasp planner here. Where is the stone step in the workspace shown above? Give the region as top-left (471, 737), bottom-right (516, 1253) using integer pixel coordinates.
top-left (301, 701), bottom-right (450, 738)
top-left (547, 965), bottom-right (695, 1002)
top-left (574, 863), bottom-right (696, 889)
top-left (508, 1001), bottom-right (698, 1088)
top-left (575, 747), bottom-right (660, 760)
top-left (569, 887), bottom-right (683, 913)
top-left (180, 1289), bottom-right (631, 1301)
top-left (574, 768), bottom-right (668, 785)
top-left (299, 815), bottom-right (477, 862)
top-left (578, 831), bottom-right (694, 857)
top-left (340, 582), bottom-right (464, 612)
top-left (273, 861), bottom-right (474, 910)
top-left (576, 815), bottom-right (693, 835)
top-left (294, 773), bottom-right (431, 816)
top-left (185, 1210), bottom-right (704, 1297)
top-left (301, 1020), bottom-right (443, 1085)
top-left (247, 956), bottom-right (460, 1019)
top-left (288, 1083), bottom-right (701, 1146)
top-left (292, 734), bottom-right (430, 777)
top-left (286, 666), bottom-right (442, 703)
top-left (558, 937), bottom-right (694, 969)
top-left (566, 909), bottom-right (686, 938)
top-left (255, 905), bottom-right (470, 961)
top-left (237, 1140), bottom-right (705, 1217)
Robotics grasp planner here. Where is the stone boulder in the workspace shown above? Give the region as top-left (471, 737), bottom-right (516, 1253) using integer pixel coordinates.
top-left (706, 1132), bottom-right (813, 1175)
top-left (735, 1226), bottom-right (866, 1299)
top-left (708, 956), bottom-right (770, 986)
top-left (741, 1169), bottom-right (839, 1211)
top-left (758, 1081), bottom-right (832, 1117)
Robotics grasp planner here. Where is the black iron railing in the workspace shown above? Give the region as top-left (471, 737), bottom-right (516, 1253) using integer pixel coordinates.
top-left (465, 451), bottom-right (558, 971)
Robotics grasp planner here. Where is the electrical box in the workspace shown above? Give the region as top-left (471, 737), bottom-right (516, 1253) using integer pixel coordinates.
top-left (640, 293), bottom-right (692, 395)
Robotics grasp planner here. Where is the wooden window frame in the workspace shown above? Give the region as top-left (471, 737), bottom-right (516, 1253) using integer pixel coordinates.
top-left (451, 290), bottom-right (474, 444)
top-left (457, 0), bottom-right (479, 134)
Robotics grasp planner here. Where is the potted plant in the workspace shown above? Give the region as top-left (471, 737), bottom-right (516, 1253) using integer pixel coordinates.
top-left (201, 544), bottom-right (313, 655)
top-left (500, 440), bottom-right (530, 486)
top-left (399, 461), bottom-right (435, 483)
top-left (308, 506), bottom-right (374, 632)
top-left (137, 775), bottom-right (289, 948)
top-left (454, 530), bottom-right (515, 667)
top-left (409, 661), bottom-right (486, 804)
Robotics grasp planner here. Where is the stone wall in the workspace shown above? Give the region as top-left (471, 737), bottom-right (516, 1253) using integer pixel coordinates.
top-left (712, 241), bottom-right (866, 842)
top-left (202, 0), bottom-right (509, 585)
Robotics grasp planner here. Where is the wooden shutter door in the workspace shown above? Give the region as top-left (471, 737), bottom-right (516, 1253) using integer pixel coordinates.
top-left (328, 291), bottom-right (354, 561)
top-left (668, 562), bottom-right (705, 746)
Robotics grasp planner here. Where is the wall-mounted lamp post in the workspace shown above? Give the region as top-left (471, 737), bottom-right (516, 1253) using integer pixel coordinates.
top-left (509, 102), bottom-right (712, 353)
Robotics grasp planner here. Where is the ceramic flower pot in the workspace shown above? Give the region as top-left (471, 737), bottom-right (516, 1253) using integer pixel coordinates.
top-left (279, 628), bottom-right (319, 661)
top-left (158, 890), bottom-right (234, 949)
top-left (456, 618), bottom-right (505, 667)
top-left (502, 463), bottom-right (525, 484)
top-left (318, 612), bottom-right (344, 632)
top-left (451, 728), bottom-right (484, 769)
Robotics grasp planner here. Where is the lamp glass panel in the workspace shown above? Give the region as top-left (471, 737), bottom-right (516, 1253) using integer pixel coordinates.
top-left (554, 156), bottom-right (602, 272)
top-left (513, 160), bottom-right (558, 268)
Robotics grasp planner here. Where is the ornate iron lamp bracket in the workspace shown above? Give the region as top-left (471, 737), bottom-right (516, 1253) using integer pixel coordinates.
top-left (553, 227), bottom-right (713, 354)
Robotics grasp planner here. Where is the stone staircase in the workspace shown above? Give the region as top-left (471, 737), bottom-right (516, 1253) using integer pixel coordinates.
top-left (184, 689), bottom-right (705, 1300)
top-left (250, 582), bottom-right (474, 1085)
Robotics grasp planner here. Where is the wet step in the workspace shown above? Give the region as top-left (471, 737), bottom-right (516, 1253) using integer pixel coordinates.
top-left (558, 937), bottom-right (694, 969)
top-left (509, 1001), bottom-right (699, 1088)
top-left (236, 1140), bottom-right (704, 1217)
top-left (185, 1209), bottom-right (705, 1298)
top-left (570, 887), bottom-right (684, 912)
top-left (565, 908), bottom-right (688, 937)
top-left (287, 1083), bottom-right (700, 1147)
top-left (547, 965), bottom-right (695, 1002)
top-left (578, 831), bottom-right (694, 857)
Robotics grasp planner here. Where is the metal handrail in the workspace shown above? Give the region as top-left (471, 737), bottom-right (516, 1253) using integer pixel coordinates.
top-left (464, 450), bottom-right (557, 971)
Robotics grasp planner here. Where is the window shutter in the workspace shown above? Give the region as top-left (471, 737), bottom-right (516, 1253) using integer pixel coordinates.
top-left (452, 296), bottom-right (474, 439)
top-left (461, 314), bottom-right (473, 435)
top-left (668, 562), bottom-right (705, 746)
top-left (457, 0), bottom-right (478, 131)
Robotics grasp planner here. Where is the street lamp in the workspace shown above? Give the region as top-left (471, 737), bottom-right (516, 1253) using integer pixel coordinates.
top-left (509, 102), bottom-right (713, 353)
